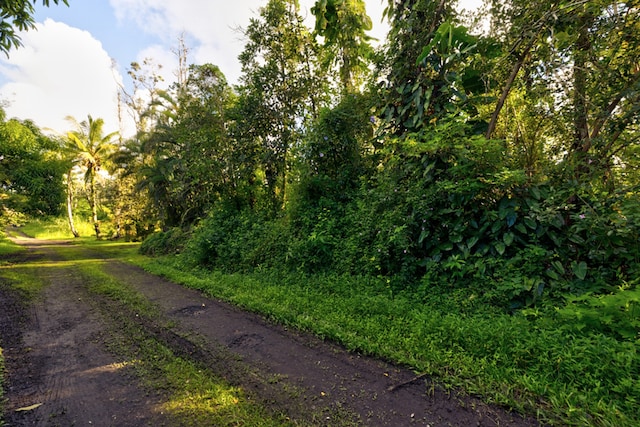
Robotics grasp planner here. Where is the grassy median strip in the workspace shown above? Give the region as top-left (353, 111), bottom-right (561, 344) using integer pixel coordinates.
top-left (55, 256), bottom-right (295, 426)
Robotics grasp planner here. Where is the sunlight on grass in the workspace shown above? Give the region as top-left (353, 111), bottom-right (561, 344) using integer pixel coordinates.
top-left (20, 217), bottom-right (94, 239)
top-left (131, 338), bottom-right (290, 427)
top-left (0, 233), bottom-right (24, 257)
top-left (0, 259), bottom-right (99, 270)
top-left (0, 270), bottom-right (46, 298)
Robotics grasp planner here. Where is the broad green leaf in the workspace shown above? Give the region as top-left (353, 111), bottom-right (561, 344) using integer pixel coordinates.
top-left (524, 217), bottom-right (537, 230)
top-left (568, 234), bottom-right (586, 245)
top-left (439, 241), bottom-right (454, 251)
top-left (550, 214), bottom-right (565, 229)
top-left (503, 232), bottom-right (515, 246)
top-left (515, 223), bottom-right (527, 234)
top-left (450, 234), bottom-right (463, 243)
top-left (530, 187), bottom-right (541, 200)
top-left (571, 261), bottom-right (588, 280)
top-left (552, 260), bottom-right (565, 275)
top-left (545, 268), bottom-right (560, 280)
top-left (494, 241), bottom-right (506, 255)
top-left (418, 229), bottom-right (430, 244)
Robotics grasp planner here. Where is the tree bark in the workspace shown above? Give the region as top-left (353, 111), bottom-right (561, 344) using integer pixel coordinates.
top-left (572, 14), bottom-right (592, 153)
top-left (485, 50), bottom-right (530, 139)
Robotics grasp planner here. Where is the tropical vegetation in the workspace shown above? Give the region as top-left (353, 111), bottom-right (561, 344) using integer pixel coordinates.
top-left (1, 0), bottom-right (639, 425)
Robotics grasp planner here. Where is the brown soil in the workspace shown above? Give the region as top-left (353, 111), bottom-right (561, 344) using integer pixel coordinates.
top-left (1, 233), bottom-right (542, 426)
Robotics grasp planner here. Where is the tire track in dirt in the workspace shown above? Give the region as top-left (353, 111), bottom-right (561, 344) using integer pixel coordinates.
top-left (1, 239), bottom-right (167, 427)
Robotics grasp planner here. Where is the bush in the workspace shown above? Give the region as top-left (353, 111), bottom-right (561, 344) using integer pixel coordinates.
top-left (139, 227), bottom-right (189, 256)
top-left (185, 204), bottom-right (291, 273)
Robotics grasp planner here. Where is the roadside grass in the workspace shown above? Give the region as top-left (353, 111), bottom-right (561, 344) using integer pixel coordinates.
top-left (0, 233), bottom-right (23, 258)
top-left (133, 255), bottom-right (639, 427)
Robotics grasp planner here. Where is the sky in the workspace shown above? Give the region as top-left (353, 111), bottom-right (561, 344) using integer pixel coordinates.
top-left (0, 0), bottom-right (481, 138)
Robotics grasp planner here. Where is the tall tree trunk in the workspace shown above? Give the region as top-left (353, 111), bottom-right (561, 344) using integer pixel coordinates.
top-left (572, 16), bottom-right (591, 153)
top-left (485, 50), bottom-right (530, 139)
top-left (66, 171), bottom-right (80, 238)
top-left (89, 174), bottom-right (101, 239)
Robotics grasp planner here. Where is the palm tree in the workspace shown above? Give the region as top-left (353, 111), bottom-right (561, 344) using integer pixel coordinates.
top-left (65, 115), bottom-right (119, 239)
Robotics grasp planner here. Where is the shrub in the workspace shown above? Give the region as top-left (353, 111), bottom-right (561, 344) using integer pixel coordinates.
top-left (139, 227), bottom-right (189, 256)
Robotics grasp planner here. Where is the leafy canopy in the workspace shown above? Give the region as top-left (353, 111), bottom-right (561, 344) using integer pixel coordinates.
top-left (0, 0), bottom-right (68, 55)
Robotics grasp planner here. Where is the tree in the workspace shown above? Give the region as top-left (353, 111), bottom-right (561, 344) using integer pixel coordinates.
top-left (0, 112), bottom-right (66, 217)
top-left (142, 64), bottom-right (239, 227)
top-left (0, 0), bottom-right (68, 55)
top-left (377, 0), bottom-right (458, 134)
top-left (311, 0), bottom-right (374, 92)
top-left (119, 58), bottom-right (166, 138)
top-left (65, 115), bottom-right (119, 238)
top-left (172, 64), bottom-right (238, 220)
top-left (238, 0), bottom-right (326, 211)
top-left (483, 0), bottom-right (640, 187)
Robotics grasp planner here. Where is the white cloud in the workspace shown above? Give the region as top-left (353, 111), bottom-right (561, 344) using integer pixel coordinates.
top-left (0, 19), bottom-right (126, 136)
top-left (109, 0), bottom-right (390, 84)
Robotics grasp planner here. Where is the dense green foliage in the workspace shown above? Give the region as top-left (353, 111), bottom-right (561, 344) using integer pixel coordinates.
top-left (133, 1), bottom-right (639, 424)
top-left (0, 111), bottom-right (66, 219)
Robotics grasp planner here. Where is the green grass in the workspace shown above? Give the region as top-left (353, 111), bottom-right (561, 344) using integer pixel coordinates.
top-left (133, 255), bottom-right (639, 427)
top-left (19, 217), bottom-right (95, 239)
top-left (0, 233), bottom-right (24, 258)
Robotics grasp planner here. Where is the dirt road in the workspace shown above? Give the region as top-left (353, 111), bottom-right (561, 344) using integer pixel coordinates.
top-left (0, 235), bottom-right (540, 426)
